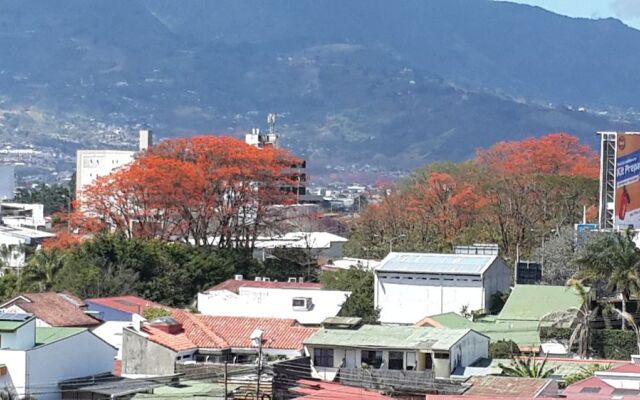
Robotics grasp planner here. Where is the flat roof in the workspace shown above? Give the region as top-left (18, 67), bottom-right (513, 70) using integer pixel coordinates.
top-left (304, 325), bottom-right (478, 351)
top-left (375, 252), bottom-right (496, 275)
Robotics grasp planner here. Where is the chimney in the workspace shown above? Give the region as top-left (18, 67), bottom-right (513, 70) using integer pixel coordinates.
top-left (139, 129), bottom-right (153, 151)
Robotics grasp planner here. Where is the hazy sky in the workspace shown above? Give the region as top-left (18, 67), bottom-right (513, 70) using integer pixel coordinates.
top-left (501, 0), bottom-right (640, 29)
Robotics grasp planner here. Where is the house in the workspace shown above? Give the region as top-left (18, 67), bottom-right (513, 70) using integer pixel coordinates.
top-left (252, 232), bottom-right (348, 264)
top-left (121, 310), bottom-right (317, 377)
top-left (85, 295), bottom-right (164, 322)
top-left (0, 292), bottom-right (101, 328)
top-left (0, 225), bottom-right (55, 270)
top-left (197, 277), bottom-right (351, 325)
top-left (374, 252), bottom-right (511, 324)
top-left (303, 318), bottom-right (489, 382)
top-left (0, 312), bottom-right (117, 400)
top-left (419, 284), bottom-right (591, 353)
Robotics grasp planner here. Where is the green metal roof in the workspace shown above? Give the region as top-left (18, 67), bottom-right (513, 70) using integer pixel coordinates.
top-left (36, 327), bottom-right (86, 346)
top-left (481, 358), bottom-right (618, 378)
top-left (133, 381), bottom-right (238, 399)
top-left (0, 318), bottom-right (34, 332)
top-left (497, 285), bottom-right (586, 321)
top-left (304, 325), bottom-right (479, 351)
top-left (429, 314), bottom-right (541, 346)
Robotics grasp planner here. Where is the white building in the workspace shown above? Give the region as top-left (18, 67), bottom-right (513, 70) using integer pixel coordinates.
top-left (197, 278), bottom-right (351, 325)
top-left (1, 202), bottom-right (46, 229)
top-left (0, 226), bottom-right (54, 270)
top-left (304, 319), bottom-right (489, 381)
top-left (0, 312), bottom-right (116, 400)
top-left (253, 231), bottom-right (348, 264)
top-left (375, 252), bottom-right (511, 325)
top-left (323, 257), bottom-right (380, 271)
top-left (75, 130), bottom-right (152, 200)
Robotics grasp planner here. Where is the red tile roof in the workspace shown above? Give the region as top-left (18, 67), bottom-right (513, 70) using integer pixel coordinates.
top-left (143, 310), bottom-right (317, 352)
top-left (564, 376), bottom-right (614, 396)
top-left (85, 295), bottom-right (164, 315)
top-left (291, 379), bottom-right (392, 399)
top-left (206, 279), bottom-right (322, 293)
top-left (464, 376), bottom-right (551, 398)
top-left (1, 292), bottom-right (100, 327)
top-left (607, 362), bottom-right (640, 374)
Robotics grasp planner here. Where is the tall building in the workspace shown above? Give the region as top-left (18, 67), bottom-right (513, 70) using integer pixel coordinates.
top-left (75, 130), bottom-right (152, 200)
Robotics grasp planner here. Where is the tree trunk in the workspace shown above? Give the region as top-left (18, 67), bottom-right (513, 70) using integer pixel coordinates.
top-left (622, 294), bottom-right (627, 331)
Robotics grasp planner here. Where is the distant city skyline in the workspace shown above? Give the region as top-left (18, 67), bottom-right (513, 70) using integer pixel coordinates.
top-left (501, 0), bottom-right (640, 29)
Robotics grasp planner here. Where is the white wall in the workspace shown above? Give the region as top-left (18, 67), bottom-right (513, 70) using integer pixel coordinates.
top-left (448, 331), bottom-right (489, 375)
top-left (482, 258), bottom-right (512, 308)
top-left (26, 330), bottom-right (116, 400)
top-left (375, 272), bottom-right (485, 324)
top-left (0, 350), bottom-right (26, 398)
top-left (596, 372), bottom-right (640, 390)
top-left (75, 150), bottom-right (135, 199)
top-left (198, 287), bottom-right (350, 325)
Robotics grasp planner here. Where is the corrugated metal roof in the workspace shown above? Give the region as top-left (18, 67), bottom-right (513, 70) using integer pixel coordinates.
top-left (375, 252), bottom-right (496, 275)
top-left (304, 325), bottom-right (478, 351)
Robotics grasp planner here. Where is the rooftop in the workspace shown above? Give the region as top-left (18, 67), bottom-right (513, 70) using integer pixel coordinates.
top-left (142, 310), bottom-right (316, 352)
top-left (463, 376), bottom-right (552, 398)
top-left (35, 327), bottom-right (86, 346)
top-left (254, 231), bottom-right (348, 249)
top-left (497, 284), bottom-right (588, 322)
top-left (291, 379), bottom-right (392, 399)
top-left (0, 312), bottom-right (34, 332)
top-left (375, 252), bottom-right (497, 275)
top-left (86, 295), bottom-right (164, 316)
top-left (1, 292), bottom-right (101, 327)
top-left (206, 278), bottom-right (322, 293)
top-left (304, 325), bottom-right (479, 351)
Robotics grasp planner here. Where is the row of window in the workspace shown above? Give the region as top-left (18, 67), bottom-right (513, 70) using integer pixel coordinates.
top-left (313, 348), bottom-right (441, 370)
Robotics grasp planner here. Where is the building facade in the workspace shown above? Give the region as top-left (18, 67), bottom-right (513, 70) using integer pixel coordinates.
top-left (375, 252), bottom-right (511, 325)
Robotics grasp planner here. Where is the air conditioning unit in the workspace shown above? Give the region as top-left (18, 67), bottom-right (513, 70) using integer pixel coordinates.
top-left (234, 274), bottom-right (244, 281)
top-left (262, 277), bottom-right (271, 282)
top-left (292, 297), bottom-right (313, 311)
top-left (288, 277), bottom-right (297, 283)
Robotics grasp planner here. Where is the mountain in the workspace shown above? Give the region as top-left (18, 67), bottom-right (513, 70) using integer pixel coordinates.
top-left (0, 0), bottom-right (639, 175)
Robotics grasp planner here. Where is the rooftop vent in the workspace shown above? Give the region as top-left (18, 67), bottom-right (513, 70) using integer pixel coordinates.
top-left (234, 274), bottom-right (244, 281)
top-left (149, 317), bottom-right (183, 335)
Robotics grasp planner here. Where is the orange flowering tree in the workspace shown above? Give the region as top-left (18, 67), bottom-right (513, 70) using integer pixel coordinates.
top-left (79, 136), bottom-right (301, 249)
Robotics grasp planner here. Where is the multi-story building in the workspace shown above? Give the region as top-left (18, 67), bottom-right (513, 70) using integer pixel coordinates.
top-left (75, 130), bottom-right (152, 200)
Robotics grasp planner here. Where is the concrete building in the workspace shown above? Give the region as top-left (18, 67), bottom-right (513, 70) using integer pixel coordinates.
top-left (0, 165), bottom-right (15, 200)
top-left (304, 318), bottom-right (489, 381)
top-left (374, 252), bottom-right (511, 325)
top-left (0, 312), bottom-right (116, 400)
top-left (197, 278), bottom-right (350, 326)
top-left (0, 226), bottom-right (54, 270)
top-left (75, 129), bottom-right (152, 200)
top-left (0, 202), bottom-right (46, 229)
top-left (121, 310), bottom-right (316, 377)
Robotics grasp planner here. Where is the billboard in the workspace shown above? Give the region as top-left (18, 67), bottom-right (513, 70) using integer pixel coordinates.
top-left (615, 133), bottom-right (640, 228)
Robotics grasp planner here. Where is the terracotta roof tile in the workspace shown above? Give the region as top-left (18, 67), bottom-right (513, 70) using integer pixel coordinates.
top-left (464, 376), bottom-right (551, 398)
top-left (608, 363), bottom-right (640, 374)
top-left (143, 310), bottom-right (316, 352)
top-left (206, 279), bottom-right (322, 293)
top-left (85, 295), bottom-right (164, 316)
top-left (564, 376), bottom-right (614, 395)
top-left (1, 292), bottom-right (100, 327)
top-left (292, 379), bottom-right (392, 399)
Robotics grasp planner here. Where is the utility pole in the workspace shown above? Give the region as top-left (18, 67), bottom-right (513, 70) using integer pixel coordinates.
top-left (255, 340), bottom-right (263, 400)
top-left (224, 361), bottom-right (228, 400)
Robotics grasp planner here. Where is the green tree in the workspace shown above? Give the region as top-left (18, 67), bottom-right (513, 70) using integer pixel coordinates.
top-left (538, 279), bottom-right (596, 358)
top-left (498, 353), bottom-right (555, 378)
top-left (575, 229), bottom-right (640, 330)
top-left (142, 307), bottom-right (171, 320)
top-left (22, 249), bottom-right (66, 292)
top-left (564, 364), bottom-right (612, 385)
top-left (490, 340), bottom-right (520, 359)
top-left (320, 267), bottom-right (379, 324)
top-left (14, 183), bottom-right (72, 215)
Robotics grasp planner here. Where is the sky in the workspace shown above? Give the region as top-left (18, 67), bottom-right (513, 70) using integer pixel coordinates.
top-left (501, 0), bottom-right (640, 29)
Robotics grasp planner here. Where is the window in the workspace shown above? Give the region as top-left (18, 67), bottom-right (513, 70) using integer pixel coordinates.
top-left (406, 352), bottom-right (416, 370)
top-left (292, 297), bottom-right (312, 310)
top-left (361, 350), bottom-right (383, 369)
top-left (314, 348), bottom-right (334, 367)
top-left (292, 299), bottom-right (306, 307)
top-left (434, 352), bottom-right (449, 359)
top-left (389, 351), bottom-right (404, 370)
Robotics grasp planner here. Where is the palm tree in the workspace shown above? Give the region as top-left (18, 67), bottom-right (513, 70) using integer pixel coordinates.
top-left (498, 352), bottom-right (556, 378)
top-left (575, 228), bottom-right (640, 330)
top-left (614, 309), bottom-right (640, 354)
top-left (538, 279), bottom-right (596, 358)
top-left (21, 249), bottom-right (65, 292)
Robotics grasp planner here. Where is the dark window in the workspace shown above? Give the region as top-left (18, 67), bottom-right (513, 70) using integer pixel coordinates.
top-left (389, 351), bottom-right (404, 370)
top-left (434, 352), bottom-right (449, 359)
top-left (314, 348), bottom-right (334, 367)
top-left (292, 298), bottom-right (306, 307)
top-left (581, 387), bottom-right (601, 394)
top-left (361, 350), bottom-right (383, 369)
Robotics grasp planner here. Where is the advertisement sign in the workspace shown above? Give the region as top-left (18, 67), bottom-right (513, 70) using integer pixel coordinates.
top-left (615, 133), bottom-right (640, 228)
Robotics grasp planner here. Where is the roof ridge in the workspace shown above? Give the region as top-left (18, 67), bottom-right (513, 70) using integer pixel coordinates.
top-left (175, 311), bottom-right (229, 349)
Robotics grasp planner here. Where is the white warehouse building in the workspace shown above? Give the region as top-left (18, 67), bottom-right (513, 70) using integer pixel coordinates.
top-left (374, 252), bottom-right (511, 325)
